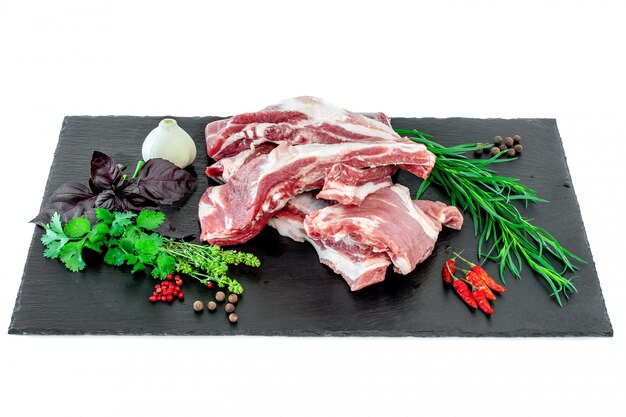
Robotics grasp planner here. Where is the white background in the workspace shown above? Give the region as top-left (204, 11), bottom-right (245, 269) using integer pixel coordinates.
top-left (0, 0), bottom-right (624, 415)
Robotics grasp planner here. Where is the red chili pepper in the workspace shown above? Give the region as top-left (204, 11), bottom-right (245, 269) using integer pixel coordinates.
top-left (472, 289), bottom-right (494, 314)
top-left (471, 265), bottom-right (506, 293)
top-left (442, 260), bottom-right (456, 284)
top-left (452, 278), bottom-right (477, 308)
top-left (465, 271), bottom-right (496, 300)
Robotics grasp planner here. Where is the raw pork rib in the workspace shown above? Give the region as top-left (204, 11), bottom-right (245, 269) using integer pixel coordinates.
top-left (204, 96), bottom-right (415, 161)
top-left (199, 141), bottom-right (435, 245)
top-left (316, 163), bottom-right (396, 206)
top-left (304, 184), bottom-right (464, 275)
top-left (268, 194), bottom-right (391, 291)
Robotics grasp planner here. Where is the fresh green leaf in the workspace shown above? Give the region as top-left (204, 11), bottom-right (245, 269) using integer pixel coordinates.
top-left (156, 252), bottom-right (176, 274)
top-left (43, 240), bottom-right (66, 259)
top-left (109, 212), bottom-right (136, 237)
top-left (103, 247), bottom-right (125, 266)
top-left (136, 210), bottom-right (165, 231)
top-left (135, 234), bottom-right (162, 264)
top-left (96, 208), bottom-right (115, 225)
top-left (122, 253), bottom-right (139, 265)
top-left (63, 217), bottom-right (91, 238)
top-left (59, 241), bottom-right (86, 272)
top-left (131, 262), bottom-right (146, 273)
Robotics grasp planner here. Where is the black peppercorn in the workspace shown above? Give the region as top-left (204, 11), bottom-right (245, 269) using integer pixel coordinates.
top-left (490, 147), bottom-right (500, 156)
top-left (474, 147), bottom-right (483, 156)
top-left (505, 137), bottom-right (514, 147)
top-left (499, 144), bottom-right (507, 151)
top-left (494, 136), bottom-right (503, 145)
top-left (215, 291), bottom-right (226, 302)
top-left (507, 148), bottom-right (516, 157)
top-left (228, 313), bottom-right (238, 323)
top-left (228, 294), bottom-right (238, 304)
top-left (207, 301), bottom-right (217, 311)
top-left (225, 303), bottom-right (235, 313)
top-left (513, 134), bottom-right (522, 144)
top-left (514, 144), bottom-right (523, 153)
top-left (193, 300), bottom-right (203, 312)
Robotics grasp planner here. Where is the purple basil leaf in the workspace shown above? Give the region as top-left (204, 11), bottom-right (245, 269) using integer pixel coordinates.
top-left (127, 158), bottom-right (196, 204)
top-left (31, 182), bottom-right (98, 225)
top-left (90, 151), bottom-right (125, 190)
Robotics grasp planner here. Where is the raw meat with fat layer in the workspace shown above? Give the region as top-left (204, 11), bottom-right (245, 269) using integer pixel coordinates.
top-left (304, 184), bottom-right (464, 275)
top-left (199, 141), bottom-right (435, 245)
top-left (204, 96), bottom-right (416, 161)
top-left (268, 193), bottom-right (391, 291)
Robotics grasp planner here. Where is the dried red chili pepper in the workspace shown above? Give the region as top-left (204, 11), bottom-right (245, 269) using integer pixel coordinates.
top-left (465, 270), bottom-right (496, 300)
top-left (442, 260), bottom-right (456, 284)
top-left (472, 289), bottom-right (494, 314)
top-left (452, 277), bottom-right (477, 308)
top-left (471, 265), bottom-right (506, 293)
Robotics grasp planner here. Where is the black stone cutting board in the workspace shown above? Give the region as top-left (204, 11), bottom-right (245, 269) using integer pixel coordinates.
top-left (8, 116), bottom-right (613, 336)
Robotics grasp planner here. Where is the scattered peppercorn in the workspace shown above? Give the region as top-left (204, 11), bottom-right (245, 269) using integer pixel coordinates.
top-left (207, 301), bottom-right (217, 311)
top-left (228, 313), bottom-right (238, 323)
top-left (514, 144), bottom-right (523, 153)
top-left (193, 300), bottom-right (203, 312)
top-left (507, 148), bottom-right (516, 157)
top-left (225, 303), bottom-right (235, 313)
top-left (228, 294), bottom-right (238, 304)
top-left (215, 291), bottom-right (226, 302)
top-left (513, 134), bottom-right (522, 144)
top-left (504, 136), bottom-right (514, 147)
top-left (499, 144), bottom-right (507, 151)
top-left (494, 136), bottom-right (503, 145)
top-left (490, 147), bottom-right (500, 156)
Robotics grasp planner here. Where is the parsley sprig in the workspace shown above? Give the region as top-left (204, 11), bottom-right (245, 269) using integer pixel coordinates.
top-left (41, 209), bottom-right (260, 294)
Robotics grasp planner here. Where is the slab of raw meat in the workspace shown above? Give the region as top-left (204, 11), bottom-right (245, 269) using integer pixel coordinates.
top-left (268, 193), bottom-right (391, 291)
top-left (316, 163), bottom-right (396, 206)
top-left (204, 96), bottom-right (415, 161)
top-left (304, 184), bottom-right (464, 275)
top-left (205, 143), bottom-right (275, 184)
top-left (198, 141), bottom-right (436, 245)
top-left (413, 200), bottom-right (464, 231)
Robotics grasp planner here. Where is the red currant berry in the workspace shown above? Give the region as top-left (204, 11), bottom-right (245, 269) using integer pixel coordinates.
top-left (149, 296), bottom-right (157, 303)
top-left (166, 294), bottom-right (173, 302)
top-left (207, 282), bottom-right (214, 289)
top-left (166, 274), bottom-right (173, 280)
top-left (177, 292), bottom-right (184, 300)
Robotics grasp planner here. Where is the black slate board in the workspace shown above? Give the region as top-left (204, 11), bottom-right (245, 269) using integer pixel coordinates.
top-left (9, 116), bottom-right (613, 336)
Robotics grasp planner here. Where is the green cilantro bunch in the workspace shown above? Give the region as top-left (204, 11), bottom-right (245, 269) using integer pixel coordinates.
top-left (40, 209), bottom-right (260, 294)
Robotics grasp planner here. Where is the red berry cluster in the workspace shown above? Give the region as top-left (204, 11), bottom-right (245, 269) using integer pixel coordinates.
top-left (149, 274), bottom-right (184, 303)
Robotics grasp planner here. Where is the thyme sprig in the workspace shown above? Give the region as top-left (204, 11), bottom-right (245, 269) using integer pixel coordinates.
top-left (396, 128), bottom-right (585, 306)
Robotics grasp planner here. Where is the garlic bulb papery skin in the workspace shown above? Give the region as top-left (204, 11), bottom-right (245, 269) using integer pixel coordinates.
top-left (142, 118), bottom-right (197, 168)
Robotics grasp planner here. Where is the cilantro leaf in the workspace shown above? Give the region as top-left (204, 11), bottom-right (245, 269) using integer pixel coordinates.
top-left (134, 234), bottom-right (162, 264)
top-left (96, 208), bottom-right (115, 225)
top-left (110, 212), bottom-right (136, 237)
top-left (63, 217), bottom-right (91, 238)
top-left (41, 213), bottom-right (69, 259)
top-left (136, 210), bottom-right (165, 231)
top-left (103, 247), bottom-right (125, 266)
top-left (156, 252), bottom-right (176, 273)
top-left (122, 253), bottom-right (139, 265)
top-left (59, 241), bottom-right (86, 272)
top-left (43, 240), bottom-right (66, 260)
top-left (131, 262), bottom-right (146, 274)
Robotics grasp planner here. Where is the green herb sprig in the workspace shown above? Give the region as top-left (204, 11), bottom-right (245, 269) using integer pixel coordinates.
top-left (396, 128), bottom-right (585, 306)
top-left (41, 209), bottom-right (260, 294)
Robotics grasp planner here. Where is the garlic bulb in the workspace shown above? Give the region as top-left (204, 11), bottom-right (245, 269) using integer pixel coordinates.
top-left (142, 118), bottom-right (197, 168)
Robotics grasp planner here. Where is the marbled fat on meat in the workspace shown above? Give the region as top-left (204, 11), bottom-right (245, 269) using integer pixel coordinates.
top-left (304, 184), bottom-right (464, 276)
top-left (204, 96), bottom-right (416, 162)
top-left (316, 163), bottom-right (396, 206)
top-left (199, 141), bottom-right (435, 245)
top-left (268, 194), bottom-right (391, 291)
